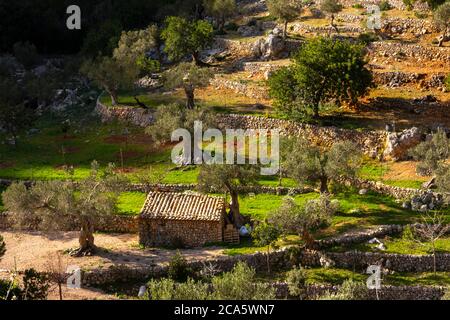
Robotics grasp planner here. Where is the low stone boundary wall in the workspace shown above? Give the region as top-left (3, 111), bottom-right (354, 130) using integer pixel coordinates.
top-left (95, 100), bottom-right (154, 127)
top-left (369, 42), bottom-right (450, 63)
top-left (315, 225), bottom-right (404, 249)
top-left (273, 282), bottom-right (445, 300)
top-left (217, 114), bottom-right (387, 157)
top-left (299, 250), bottom-right (450, 273)
top-left (211, 77), bottom-right (269, 100)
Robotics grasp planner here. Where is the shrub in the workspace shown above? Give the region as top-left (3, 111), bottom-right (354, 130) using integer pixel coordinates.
top-left (286, 266), bottom-right (307, 298)
top-left (168, 251), bottom-right (192, 282)
top-left (445, 74), bottom-right (450, 91)
top-left (21, 269), bottom-right (50, 300)
top-left (352, 4), bottom-right (364, 9)
top-left (319, 279), bottom-right (368, 300)
top-left (379, 0), bottom-right (392, 11)
top-left (0, 279), bottom-right (22, 300)
top-left (145, 278), bottom-right (210, 300)
top-left (211, 262), bottom-right (276, 300)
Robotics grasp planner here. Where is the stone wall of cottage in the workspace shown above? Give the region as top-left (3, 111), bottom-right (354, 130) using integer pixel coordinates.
top-left (139, 218), bottom-right (223, 248)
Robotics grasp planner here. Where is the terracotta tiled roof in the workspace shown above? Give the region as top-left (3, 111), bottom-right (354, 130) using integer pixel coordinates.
top-left (140, 192), bottom-right (224, 222)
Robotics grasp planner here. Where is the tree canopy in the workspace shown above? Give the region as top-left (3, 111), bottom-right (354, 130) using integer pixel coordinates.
top-left (434, 2), bottom-right (450, 47)
top-left (203, 0), bottom-right (237, 33)
top-left (2, 161), bottom-right (127, 256)
top-left (161, 16), bottom-right (214, 65)
top-left (80, 56), bottom-right (139, 106)
top-left (282, 138), bottom-right (362, 192)
top-left (198, 164), bottom-right (259, 227)
top-left (267, 0), bottom-right (303, 38)
top-left (268, 37), bottom-right (373, 119)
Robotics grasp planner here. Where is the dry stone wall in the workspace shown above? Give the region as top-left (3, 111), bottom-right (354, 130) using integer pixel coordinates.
top-left (369, 42), bottom-right (450, 63)
top-left (217, 114), bottom-right (387, 157)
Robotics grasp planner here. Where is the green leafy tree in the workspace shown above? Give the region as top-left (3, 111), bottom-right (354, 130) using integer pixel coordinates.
top-left (282, 138), bottom-right (362, 193)
top-left (211, 262), bottom-right (276, 299)
top-left (161, 16), bottom-right (214, 65)
top-left (163, 62), bottom-right (213, 109)
top-left (145, 103), bottom-right (216, 145)
top-left (434, 2), bottom-right (450, 47)
top-left (320, 0), bottom-right (343, 33)
top-left (268, 194), bottom-right (338, 247)
top-left (113, 24), bottom-right (161, 72)
top-left (252, 222), bottom-right (281, 273)
top-left (268, 37), bottom-right (373, 118)
top-left (198, 164), bottom-right (259, 227)
top-left (203, 0), bottom-right (237, 33)
top-left (436, 165), bottom-right (450, 195)
top-left (80, 56), bottom-right (139, 106)
top-left (2, 161), bottom-right (127, 256)
top-left (267, 0), bottom-right (303, 39)
top-left (409, 128), bottom-right (450, 176)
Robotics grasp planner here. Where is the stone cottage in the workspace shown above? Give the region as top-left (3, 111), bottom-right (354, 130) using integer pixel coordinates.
top-left (139, 192), bottom-right (227, 248)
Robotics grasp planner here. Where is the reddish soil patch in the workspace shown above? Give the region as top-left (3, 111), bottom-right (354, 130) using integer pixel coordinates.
top-left (104, 135), bottom-right (129, 144)
top-left (116, 150), bottom-right (143, 161)
top-left (0, 161), bottom-right (15, 169)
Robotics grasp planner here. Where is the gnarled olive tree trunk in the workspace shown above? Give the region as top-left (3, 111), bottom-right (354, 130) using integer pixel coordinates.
top-left (72, 220), bottom-right (96, 256)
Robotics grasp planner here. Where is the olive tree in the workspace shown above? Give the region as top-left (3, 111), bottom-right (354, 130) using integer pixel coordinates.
top-left (267, 0), bottom-right (303, 39)
top-left (198, 164), bottom-right (259, 227)
top-left (203, 0), bottom-right (237, 33)
top-left (145, 103), bottom-right (216, 146)
top-left (80, 56), bottom-right (139, 106)
top-left (2, 161), bottom-right (127, 256)
top-left (282, 138), bottom-right (362, 193)
top-left (268, 37), bottom-right (373, 118)
top-left (409, 128), bottom-right (449, 176)
top-left (268, 194), bottom-right (338, 247)
top-left (320, 0), bottom-right (343, 34)
top-left (434, 2), bottom-right (450, 47)
top-left (161, 17), bottom-right (214, 65)
top-left (163, 62), bottom-right (213, 109)
top-left (113, 24), bottom-right (161, 72)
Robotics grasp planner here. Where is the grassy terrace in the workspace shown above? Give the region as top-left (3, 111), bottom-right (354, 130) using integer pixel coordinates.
top-left (330, 235), bottom-right (450, 255)
top-left (256, 267), bottom-right (450, 287)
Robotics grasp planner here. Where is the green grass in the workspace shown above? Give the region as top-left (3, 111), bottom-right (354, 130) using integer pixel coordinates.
top-left (116, 192), bottom-right (147, 216)
top-left (239, 193), bottom-right (319, 221)
top-left (358, 159), bottom-right (424, 189)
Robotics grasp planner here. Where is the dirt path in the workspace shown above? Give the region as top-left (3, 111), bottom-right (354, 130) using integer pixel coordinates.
top-left (0, 231), bottom-right (225, 273)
